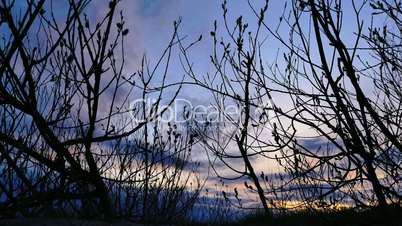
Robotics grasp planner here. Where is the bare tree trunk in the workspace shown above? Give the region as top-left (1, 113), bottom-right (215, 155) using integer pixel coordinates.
top-left (236, 136), bottom-right (270, 215)
top-left (365, 160), bottom-right (387, 207)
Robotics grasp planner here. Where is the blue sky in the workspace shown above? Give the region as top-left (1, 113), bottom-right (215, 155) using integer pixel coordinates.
top-left (85, 0), bottom-right (379, 202)
top-left (4, 0), bottom-right (386, 209)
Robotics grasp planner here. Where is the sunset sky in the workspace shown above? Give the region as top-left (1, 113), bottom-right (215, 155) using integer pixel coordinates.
top-left (80, 0), bottom-right (379, 206)
top-left (3, 0), bottom-right (385, 209)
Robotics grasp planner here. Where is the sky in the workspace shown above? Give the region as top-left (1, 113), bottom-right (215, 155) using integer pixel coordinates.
top-left (4, 0), bottom-right (385, 210)
top-left (86, 0), bottom-right (290, 207)
top-left (79, 0), bottom-right (380, 207)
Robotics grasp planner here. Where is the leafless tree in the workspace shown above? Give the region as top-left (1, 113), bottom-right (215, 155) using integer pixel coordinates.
top-left (0, 0), bottom-right (201, 219)
top-left (259, 0), bottom-right (402, 207)
top-left (181, 0), bottom-right (402, 213)
top-left (180, 0), bottom-right (283, 215)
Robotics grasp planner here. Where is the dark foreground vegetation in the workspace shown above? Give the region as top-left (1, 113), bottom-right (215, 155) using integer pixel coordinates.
top-left (237, 205), bottom-right (402, 226)
top-left (1, 205), bottom-right (402, 226)
top-left (1, 0), bottom-right (402, 225)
